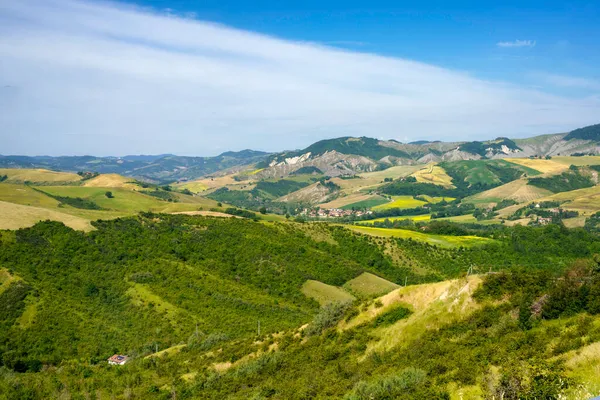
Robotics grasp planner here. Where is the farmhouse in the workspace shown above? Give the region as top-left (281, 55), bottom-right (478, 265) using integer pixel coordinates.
top-left (108, 354), bottom-right (129, 365)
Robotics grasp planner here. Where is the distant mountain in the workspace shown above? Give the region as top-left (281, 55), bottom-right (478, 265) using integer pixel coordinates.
top-left (1, 124), bottom-right (598, 182)
top-left (252, 123), bottom-right (599, 179)
top-left (0, 150), bottom-right (270, 183)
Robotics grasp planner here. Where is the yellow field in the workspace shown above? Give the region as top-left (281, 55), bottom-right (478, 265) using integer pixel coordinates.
top-left (347, 225), bottom-right (494, 248)
top-left (411, 164), bottom-right (454, 187)
top-left (301, 280), bottom-right (355, 305)
top-left (373, 196), bottom-right (427, 210)
top-left (0, 168), bottom-right (82, 183)
top-left (552, 156), bottom-right (600, 167)
top-left (505, 158), bottom-right (567, 175)
top-left (466, 179), bottom-right (553, 206)
top-left (0, 200), bottom-right (94, 231)
top-left (343, 272), bottom-right (400, 298)
top-left (418, 195), bottom-right (455, 203)
top-left (82, 173), bottom-right (139, 189)
top-left (359, 214), bottom-right (431, 224)
top-left (540, 185), bottom-right (600, 215)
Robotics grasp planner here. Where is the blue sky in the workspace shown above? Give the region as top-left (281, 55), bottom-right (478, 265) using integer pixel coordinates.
top-left (127, 0), bottom-right (600, 93)
top-left (0, 0), bottom-right (599, 156)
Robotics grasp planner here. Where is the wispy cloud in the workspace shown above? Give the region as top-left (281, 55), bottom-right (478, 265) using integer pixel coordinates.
top-left (0, 0), bottom-right (597, 156)
top-left (497, 40), bottom-right (536, 48)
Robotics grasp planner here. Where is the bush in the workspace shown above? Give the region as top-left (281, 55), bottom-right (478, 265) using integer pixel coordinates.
top-left (344, 368), bottom-right (427, 400)
top-left (105, 191), bottom-right (113, 198)
top-left (372, 306), bottom-right (412, 327)
top-left (305, 301), bottom-right (352, 336)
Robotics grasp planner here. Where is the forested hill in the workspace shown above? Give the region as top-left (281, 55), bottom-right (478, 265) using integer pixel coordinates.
top-left (1, 215), bottom-right (600, 398)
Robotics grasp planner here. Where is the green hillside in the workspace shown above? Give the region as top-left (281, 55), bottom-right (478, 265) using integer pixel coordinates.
top-left (1, 216), bottom-right (600, 398)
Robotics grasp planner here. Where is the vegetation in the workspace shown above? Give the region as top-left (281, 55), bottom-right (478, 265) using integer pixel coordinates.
top-left (528, 166), bottom-right (595, 193)
top-left (564, 123), bottom-right (600, 141)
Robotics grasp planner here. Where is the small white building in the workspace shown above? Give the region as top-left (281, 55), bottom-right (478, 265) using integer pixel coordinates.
top-left (108, 354), bottom-right (129, 365)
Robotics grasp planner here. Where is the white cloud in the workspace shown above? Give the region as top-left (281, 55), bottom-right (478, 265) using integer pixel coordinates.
top-left (0, 0), bottom-right (598, 156)
top-left (497, 40), bottom-right (536, 48)
top-left (534, 72), bottom-right (600, 90)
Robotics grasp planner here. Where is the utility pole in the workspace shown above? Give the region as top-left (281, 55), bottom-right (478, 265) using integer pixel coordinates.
top-left (155, 343), bottom-right (158, 353)
top-left (257, 320), bottom-right (261, 336)
top-left (404, 276), bottom-right (407, 287)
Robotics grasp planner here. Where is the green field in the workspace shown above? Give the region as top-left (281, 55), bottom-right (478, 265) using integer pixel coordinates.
top-left (343, 272), bottom-right (400, 298)
top-left (301, 280), bottom-right (356, 305)
top-left (373, 196), bottom-right (428, 210)
top-left (340, 196), bottom-right (390, 210)
top-left (347, 225), bottom-right (495, 248)
top-left (358, 214), bottom-right (432, 224)
top-left (0, 182), bottom-right (223, 230)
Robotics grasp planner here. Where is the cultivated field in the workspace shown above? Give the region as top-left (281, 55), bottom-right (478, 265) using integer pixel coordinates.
top-left (373, 196), bottom-right (427, 210)
top-left (410, 164), bottom-right (454, 187)
top-left (552, 156), bottom-right (600, 167)
top-left (505, 159), bottom-right (567, 175)
top-left (347, 225), bottom-right (495, 248)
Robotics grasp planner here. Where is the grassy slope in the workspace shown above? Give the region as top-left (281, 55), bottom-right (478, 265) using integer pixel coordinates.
top-left (0, 183), bottom-right (223, 230)
top-left (466, 179), bottom-right (553, 206)
top-left (343, 272), bottom-right (400, 298)
top-left (0, 168), bottom-right (82, 183)
top-left (301, 280), bottom-right (355, 305)
top-left (0, 200), bottom-right (93, 231)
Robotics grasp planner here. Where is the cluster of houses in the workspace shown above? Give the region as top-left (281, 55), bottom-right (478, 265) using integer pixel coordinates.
top-left (301, 208), bottom-right (373, 218)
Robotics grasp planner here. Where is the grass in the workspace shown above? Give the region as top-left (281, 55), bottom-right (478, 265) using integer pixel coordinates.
top-left (372, 196), bottom-right (427, 210)
top-left (343, 272), bottom-right (400, 298)
top-left (126, 283), bottom-right (189, 331)
top-left (411, 164), bottom-right (455, 187)
top-left (0, 268), bottom-right (18, 296)
top-left (16, 298), bottom-right (39, 329)
top-left (0, 168), bottom-right (81, 183)
top-left (301, 280), bottom-right (355, 306)
top-left (347, 225), bottom-right (495, 248)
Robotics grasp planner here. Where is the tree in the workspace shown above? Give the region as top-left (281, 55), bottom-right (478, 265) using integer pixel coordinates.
top-left (217, 202), bottom-right (222, 207)
top-left (259, 207), bottom-right (267, 215)
top-left (105, 191), bottom-right (113, 199)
